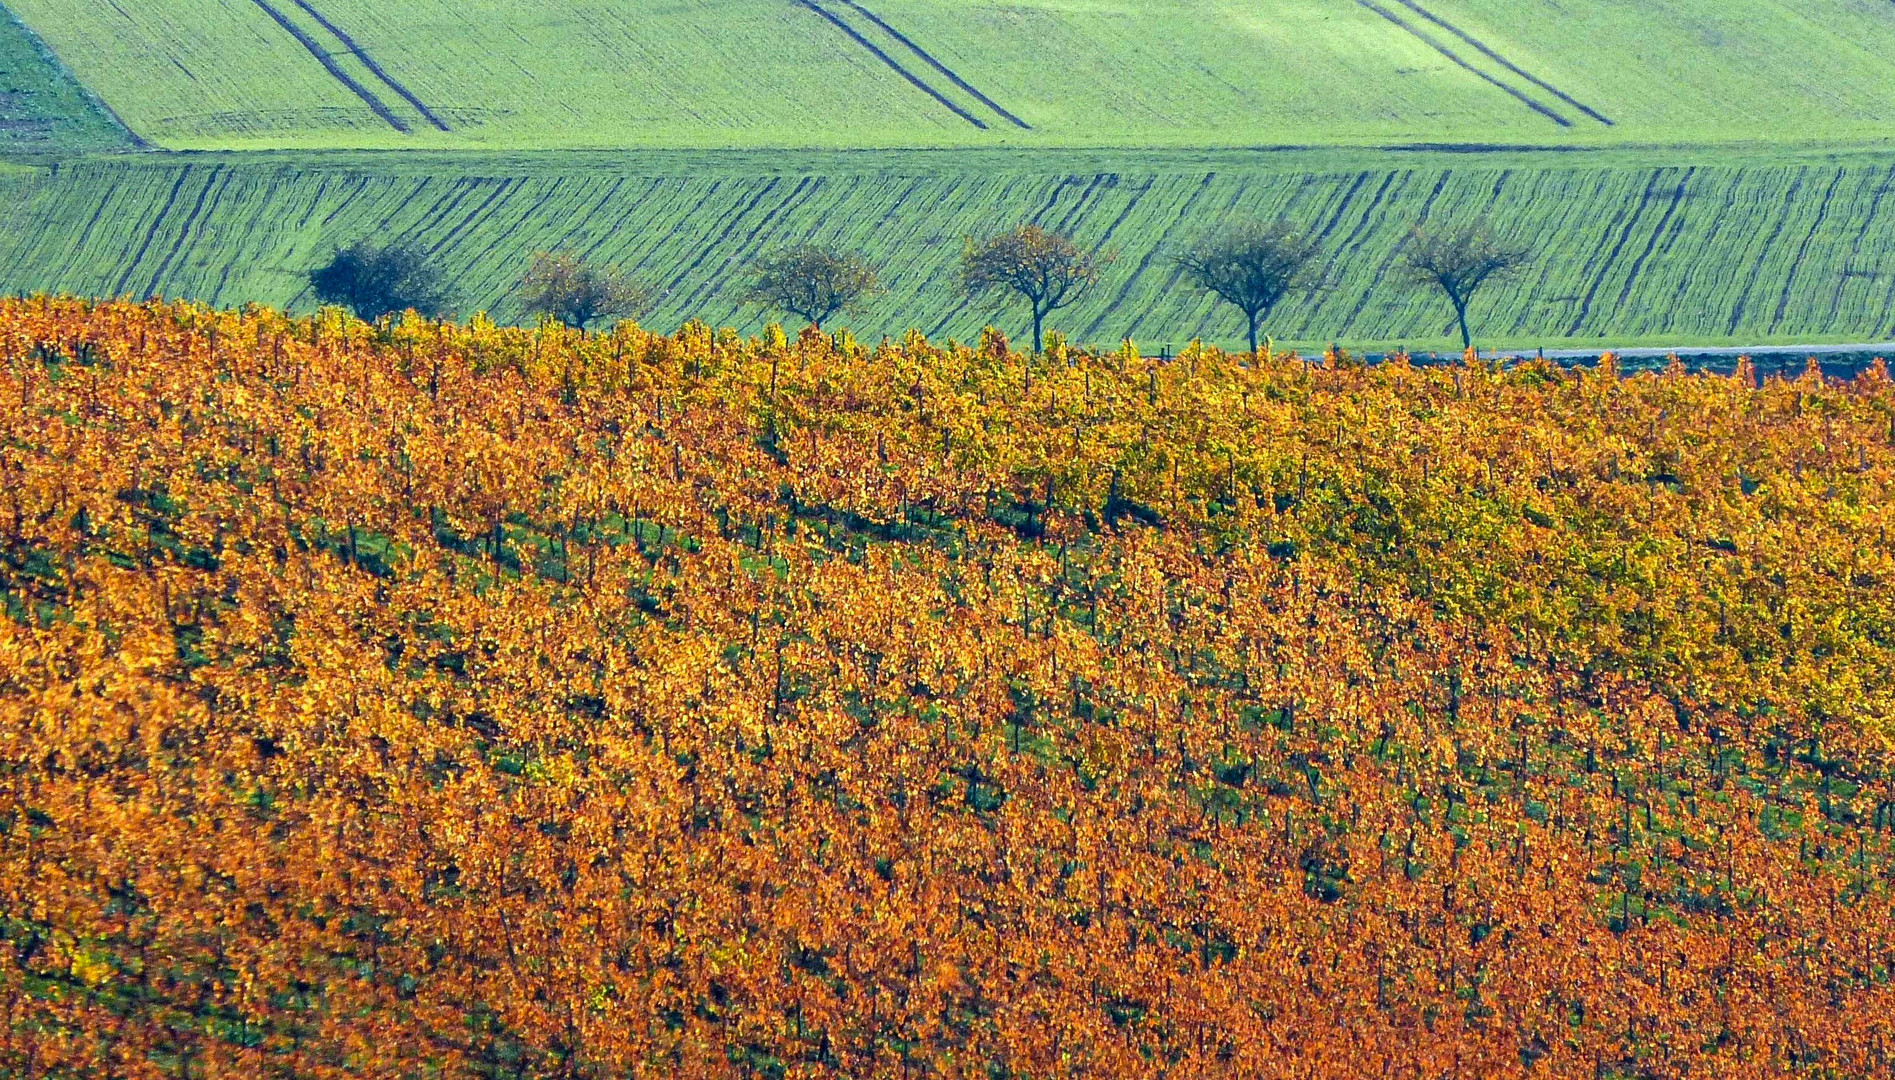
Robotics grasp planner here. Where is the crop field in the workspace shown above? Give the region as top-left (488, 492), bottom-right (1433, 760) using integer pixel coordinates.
top-left (0, 7), bottom-right (134, 151)
top-left (5, 148), bottom-right (1895, 351)
top-left (9, 0), bottom-right (1895, 150)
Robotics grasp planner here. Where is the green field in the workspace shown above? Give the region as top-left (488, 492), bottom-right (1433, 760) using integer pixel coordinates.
top-left (5, 146), bottom-right (1895, 352)
top-left (9, 0), bottom-right (1895, 150)
top-left (0, 5), bottom-right (134, 151)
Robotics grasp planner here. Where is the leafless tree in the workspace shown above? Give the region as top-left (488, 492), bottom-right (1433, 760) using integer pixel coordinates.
top-left (962, 225), bottom-right (1109, 353)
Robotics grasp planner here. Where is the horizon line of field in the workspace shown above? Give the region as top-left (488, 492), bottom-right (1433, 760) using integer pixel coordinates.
top-left (796, 0), bottom-right (1028, 131)
top-left (243, 0), bottom-right (448, 134)
top-left (1355, 0), bottom-right (1611, 130)
top-left (6, 159), bottom-right (1895, 346)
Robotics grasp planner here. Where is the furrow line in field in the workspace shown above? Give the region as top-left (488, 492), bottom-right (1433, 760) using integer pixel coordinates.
top-left (1636, 169), bottom-right (1734, 338)
top-left (1312, 173), bottom-right (1374, 245)
top-left (1566, 171), bottom-right (1664, 337)
top-left (795, 0), bottom-right (987, 129)
top-left (143, 165), bottom-right (230, 300)
top-left (932, 176), bottom-right (1087, 337)
top-left (424, 180), bottom-right (521, 260)
top-left (1824, 165), bottom-right (1895, 328)
top-left (112, 168), bottom-right (192, 298)
top-left (1724, 173), bottom-right (1804, 336)
top-left (1607, 169), bottom-right (1695, 319)
top-left (558, 178), bottom-right (631, 260)
top-left (1769, 167), bottom-right (1847, 334)
top-left (835, 0), bottom-right (1030, 129)
top-left (1084, 173), bottom-right (1217, 339)
top-left (1390, 0), bottom-right (1612, 124)
top-left (315, 174), bottom-right (377, 232)
top-left (65, 172), bottom-right (127, 275)
top-left (1048, 174), bottom-right (1111, 235)
top-left (285, 0), bottom-right (451, 131)
top-left (671, 179), bottom-right (817, 312)
top-left (245, 0), bottom-right (409, 133)
top-left (659, 180), bottom-right (769, 301)
top-left (361, 177), bottom-right (434, 237)
top-left (1338, 171), bottom-right (1452, 338)
top-left (691, 176), bottom-right (832, 314)
top-left (1352, 0), bottom-right (1570, 127)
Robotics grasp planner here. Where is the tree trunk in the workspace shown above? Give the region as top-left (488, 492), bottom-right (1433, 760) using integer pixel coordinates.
top-left (1247, 311), bottom-right (1260, 356)
top-left (1453, 297), bottom-right (1472, 351)
top-left (1032, 308), bottom-right (1045, 355)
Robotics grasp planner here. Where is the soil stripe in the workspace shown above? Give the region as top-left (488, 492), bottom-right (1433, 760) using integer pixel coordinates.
top-left (1824, 165), bottom-right (1895, 328)
top-left (1585, 170), bottom-right (1690, 331)
top-left (285, 0), bottom-right (451, 131)
top-left (796, 0), bottom-right (987, 129)
top-left (143, 165), bottom-right (230, 299)
top-left (1769, 166), bottom-right (1846, 335)
top-left (246, 0), bottom-right (409, 132)
top-left (1566, 170), bottom-right (1664, 336)
top-left (1352, 0), bottom-right (1570, 128)
top-left (1391, 0), bottom-right (1612, 125)
top-left (1725, 171), bottom-right (1803, 335)
top-left (836, 0), bottom-right (1030, 129)
top-left (113, 167), bottom-right (192, 298)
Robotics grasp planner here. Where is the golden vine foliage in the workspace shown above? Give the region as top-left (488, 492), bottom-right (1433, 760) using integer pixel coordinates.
top-left (2, 299), bottom-right (1894, 1079)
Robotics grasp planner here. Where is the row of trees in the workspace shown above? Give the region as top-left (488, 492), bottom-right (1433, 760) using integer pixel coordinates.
top-left (311, 220), bottom-right (1528, 352)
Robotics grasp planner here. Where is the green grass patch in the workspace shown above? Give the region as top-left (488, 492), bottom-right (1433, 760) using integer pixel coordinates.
top-left (10, 0), bottom-right (1895, 151)
top-left (8, 145), bottom-right (1895, 351)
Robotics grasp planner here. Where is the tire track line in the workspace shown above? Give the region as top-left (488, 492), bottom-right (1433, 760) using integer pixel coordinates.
top-left (246, 0), bottom-right (410, 132)
top-left (1390, 0), bottom-right (1611, 125)
top-left (1353, 0), bottom-right (1570, 127)
top-left (285, 0), bottom-right (451, 131)
top-left (143, 165), bottom-right (230, 300)
top-left (1724, 172), bottom-right (1804, 336)
top-left (1339, 171), bottom-right (1451, 337)
top-left (1609, 170), bottom-right (1693, 316)
top-left (113, 167), bottom-right (192, 298)
top-left (1824, 164), bottom-right (1895, 328)
top-left (1566, 171), bottom-right (1663, 336)
top-left (1769, 166), bottom-right (1846, 335)
top-left (835, 0), bottom-right (1030, 129)
top-left (796, 0), bottom-right (987, 129)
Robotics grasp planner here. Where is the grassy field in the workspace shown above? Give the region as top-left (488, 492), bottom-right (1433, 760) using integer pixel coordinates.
top-left (0, 5), bottom-right (134, 151)
top-left (5, 146), bottom-right (1895, 352)
top-left (10, 0), bottom-right (1895, 150)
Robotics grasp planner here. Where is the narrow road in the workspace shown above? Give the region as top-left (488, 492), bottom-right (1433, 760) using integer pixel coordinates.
top-left (1478, 342), bottom-right (1895, 361)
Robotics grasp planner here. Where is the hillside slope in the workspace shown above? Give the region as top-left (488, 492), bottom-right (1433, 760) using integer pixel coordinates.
top-left (9, 0), bottom-right (1895, 150)
top-left (6, 148), bottom-right (1895, 350)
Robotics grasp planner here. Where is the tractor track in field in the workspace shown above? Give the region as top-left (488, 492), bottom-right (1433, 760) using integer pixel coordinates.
top-left (796, 0), bottom-right (987, 129)
top-left (284, 0), bottom-right (450, 131)
top-left (1353, 0), bottom-right (1571, 128)
top-left (833, 0), bottom-right (1029, 129)
top-left (113, 167), bottom-right (192, 298)
top-left (1389, 0), bottom-right (1611, 125)
top-left (246, 0), bottom-right (409, 132)
top-left (1769, 167), bottom-right (1846, 335)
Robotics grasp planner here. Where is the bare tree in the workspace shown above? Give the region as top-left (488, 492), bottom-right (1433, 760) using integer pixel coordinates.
top-left (741, 245), bottom-right (882, 330)
top-left (1402, 223), bottom-right (1529, 351)
top-left (962, 225), bottom-right (1109, 353)
top-left (520, 251), bottom-right (650, 330)
top-left (309, 242), bottom-right (453, 321)
top-left (1176, 221), bottom-right (1318, 355)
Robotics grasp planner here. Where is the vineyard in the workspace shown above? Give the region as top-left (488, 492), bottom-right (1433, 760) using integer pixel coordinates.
top-left (9, 149), bottom-right (1895, 350)
top-left (2, 298), bottom-right (1894, 1077)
